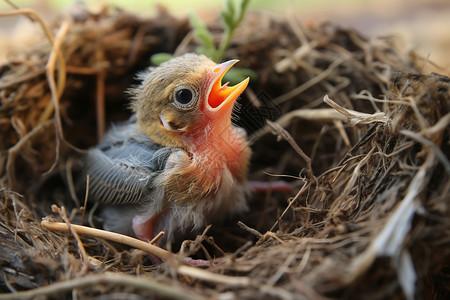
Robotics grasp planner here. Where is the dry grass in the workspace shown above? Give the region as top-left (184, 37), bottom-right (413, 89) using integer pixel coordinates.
top-left (0, 3), bottom-right (448, 299)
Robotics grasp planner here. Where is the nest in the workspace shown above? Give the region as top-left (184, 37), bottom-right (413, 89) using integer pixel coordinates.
top-left (1, 4), bottom-right (449, 299)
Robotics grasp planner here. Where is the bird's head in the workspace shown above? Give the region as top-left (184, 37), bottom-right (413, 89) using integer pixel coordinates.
top-left (131, 53), bottom-right (249, 152)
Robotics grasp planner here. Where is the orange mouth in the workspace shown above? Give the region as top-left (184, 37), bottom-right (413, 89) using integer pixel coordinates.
top-left (207, 60), bottom-right (249, 110)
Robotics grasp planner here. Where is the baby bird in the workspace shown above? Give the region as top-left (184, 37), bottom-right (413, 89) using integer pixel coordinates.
top-left (84, 53), bottom-right (251, 246)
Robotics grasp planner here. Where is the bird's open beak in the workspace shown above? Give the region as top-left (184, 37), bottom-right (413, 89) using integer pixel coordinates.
top-left (206, 60), bottom-right (249, 112)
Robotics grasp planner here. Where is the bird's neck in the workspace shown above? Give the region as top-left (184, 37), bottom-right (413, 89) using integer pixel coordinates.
top-left (181, 122), bottom-right (250, 182)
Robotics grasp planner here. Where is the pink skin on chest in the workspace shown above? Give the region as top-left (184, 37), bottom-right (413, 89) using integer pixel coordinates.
top-left (183, 119), bottom-right (250, 181)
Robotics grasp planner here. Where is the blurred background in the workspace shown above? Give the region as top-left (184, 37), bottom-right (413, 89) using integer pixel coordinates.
top-left (1, 0), bottom-right (449, 74)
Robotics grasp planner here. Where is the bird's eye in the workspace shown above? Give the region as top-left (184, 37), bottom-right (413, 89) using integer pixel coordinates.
top-left (172, 85), bottom-right (198, 109)
top-left (175, 89), bottom-right (193, 104)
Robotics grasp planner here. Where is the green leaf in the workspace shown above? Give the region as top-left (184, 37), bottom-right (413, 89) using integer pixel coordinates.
top-left (223, 67), bottom-right (257, 85)
top-left (150, 53), bottom-right (173, 66)
top-left (226, 0), bottom-right (235, 17)
top-left (189, 13), bottom-right (216, 56)
top-left (216, 0), bottom-right (252, 61)
top-left (224, 0), bottom-right (235, 26)
top-left (237, 0), bottom-right (251, 24)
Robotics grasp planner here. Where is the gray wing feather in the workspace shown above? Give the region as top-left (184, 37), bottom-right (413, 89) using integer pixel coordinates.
top-left (84, 117), bottom-right (174, 206)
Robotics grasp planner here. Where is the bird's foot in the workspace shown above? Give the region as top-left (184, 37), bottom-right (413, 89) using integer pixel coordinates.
top-left (132, 215), bottom-right (155, 242)
top-left (249, 180), bottom-right (293, 193)
top-left (184, 257), bottom-right (211, 266)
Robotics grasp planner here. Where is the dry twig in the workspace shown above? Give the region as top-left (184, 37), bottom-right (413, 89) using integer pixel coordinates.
top-left (41, 220), bottom-right (172, 261)
top-left (0, 272), bottom-right (203, 300)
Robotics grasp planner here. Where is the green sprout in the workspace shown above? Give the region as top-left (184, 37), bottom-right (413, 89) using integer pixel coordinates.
top-left (191, 0), bottom-right (250, 62)
top-left (151, 0), bottom-right (256, 84)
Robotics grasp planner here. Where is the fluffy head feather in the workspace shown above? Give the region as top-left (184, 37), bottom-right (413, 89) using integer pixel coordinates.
top-left (130, 54), bottom-right (215, 149)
